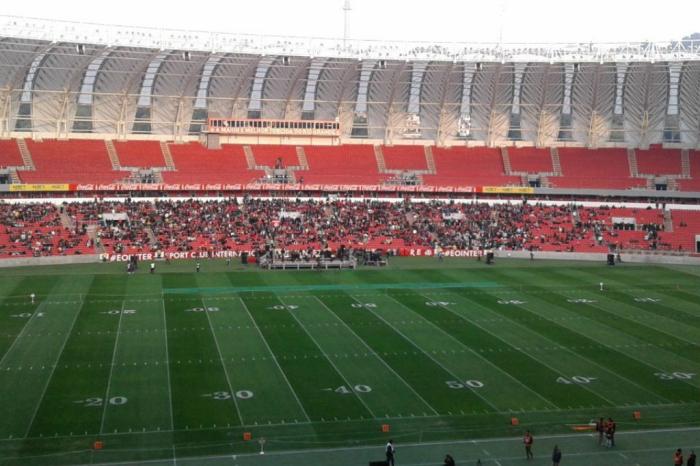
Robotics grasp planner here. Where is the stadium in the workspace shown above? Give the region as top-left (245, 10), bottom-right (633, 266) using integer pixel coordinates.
top-left (0, 6), bottom-right (699, 466)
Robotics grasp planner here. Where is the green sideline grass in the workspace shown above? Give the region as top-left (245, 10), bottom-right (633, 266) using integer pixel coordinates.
top-left (0, 258), bottom-right (698, 465)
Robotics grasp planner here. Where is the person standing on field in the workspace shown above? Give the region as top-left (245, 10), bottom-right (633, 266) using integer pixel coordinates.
top-left (523, 431), bottom-right (534, 460)
top-left (675, 449), bottom-right (684, 466)
top-left (596, 417), bottom-right (605, 445)
top-left (385, 440), bottom-right (395, 466)
top-left (607, 417), bottom-right (616, 447)
top-left (687, 450), bottom-right (696, 466)
top-left (551, 445), bottom-right (562, 465)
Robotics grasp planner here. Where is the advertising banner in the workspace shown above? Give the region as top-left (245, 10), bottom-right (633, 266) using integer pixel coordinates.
top-left (479, 186), bottom-right (535, 194)
top-left (9, 184), bottom-right (71, 192)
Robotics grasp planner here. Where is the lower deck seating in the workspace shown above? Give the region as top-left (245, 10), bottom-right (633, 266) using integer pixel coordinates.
top-left (4, 200), bottom-right (694, 258)
top-left (0, 204), bottom-right (91, 258)
top-left (663, 210), bottom-right (700, 252)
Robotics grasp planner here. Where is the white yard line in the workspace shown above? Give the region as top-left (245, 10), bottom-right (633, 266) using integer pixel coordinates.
top-left (277, 296), bottom-right (378, 419)
top-left (200, 297), bottom-right (244, 426)
top-left (0, 300), bottom-right (47, 368)
top-left (99, 301), bottom-right (125, 434)
top-left (411, 291), bottom-right (619, 407)
top-left (160, 293), bottom-right (175, 431)
top-left (483, 293), bottom-right (673, 404)
top-left (237, 297), bottom-right (311, 422)
top-left (582, 295), bottom-right (700, 347)
top-left (22, 300), bottom-right (83, 438)
top-left (314, 295), bottom-right (440, 415)
top-left (363, 301), bottom-right (501, 412)
top-left (385, 292), bottom-right (559, 410)
top-left (426, 288), bottom-right (668, 403)
top-left (515, 290), bottom-right (700, 390)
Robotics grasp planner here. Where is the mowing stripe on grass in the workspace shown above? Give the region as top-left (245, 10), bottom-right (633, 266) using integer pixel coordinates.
top-left (99, 300), bottom-right (125, 434)
top-left (535, 269), bottom-right (700, 365)
top-left (240, 291), bottom-right (372, 421)
top-left (27, 275), bottom-right (127, 436)
top-left (278, 296), bottom-right (378, 418)
top-left (0, 277), bottom-right (58, 364)
top-left (200, 296), bottom-right (244, 425)
top-left (161, 292), bottom-right (175, 432)
top-left (480, 268), bottom-right (700, 392)
top-left (319, 292), bottom-right (498, 415)
top-left (363, 303), bottom-right (503, 412)
top-left (312, 295), bottom-right (440, 416)
top-left (0, 276), bottom-right (93, 439)
top-left (281, 294), bottom-right (439, 417)
top-left (388, 289), bottom-right (612, 409)
top-left (551, 268), bottom-right (700, 343)
top-left (366, 292), bottom-right (557, 411)
top-left (423, 287), bottom-right (655, 407)
top-left (446, 287), bottom-right (674, 404)
top-left (261, 271), bottom-right (441, 418)
top-left (162, 274), bottom-right (241, 430)
top-left (235, 297), bottom-right (312, 424)
top-left (101, 275), bottom-right (173, 434)
top-left (198, 272), bottom-right (311, 424)
top-left (567, 267), bottom-right (700, 328)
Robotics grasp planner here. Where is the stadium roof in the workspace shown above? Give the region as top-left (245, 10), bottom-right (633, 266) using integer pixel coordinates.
top-left (2, 15), bottom-right (700, 63)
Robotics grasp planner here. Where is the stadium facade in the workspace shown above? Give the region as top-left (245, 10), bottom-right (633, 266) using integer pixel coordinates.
top-left (1, 15), bottom-right (700, 148)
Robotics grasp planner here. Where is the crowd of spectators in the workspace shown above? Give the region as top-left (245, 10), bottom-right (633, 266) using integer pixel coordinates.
top-left (0, 198), bottom-right (682, 259)
top-left (0, 203), bottom-right (88, 257)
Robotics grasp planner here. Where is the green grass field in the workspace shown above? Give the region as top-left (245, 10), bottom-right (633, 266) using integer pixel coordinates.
top-left (0, 258), bottom-right (698, 466)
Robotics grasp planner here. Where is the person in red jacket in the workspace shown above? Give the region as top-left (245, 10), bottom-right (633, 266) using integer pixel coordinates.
top-left (675, 449), bottom-right (684, 466)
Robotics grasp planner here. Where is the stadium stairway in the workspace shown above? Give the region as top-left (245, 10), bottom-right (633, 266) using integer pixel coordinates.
top-left (16, 138), bottom-right (35, 169)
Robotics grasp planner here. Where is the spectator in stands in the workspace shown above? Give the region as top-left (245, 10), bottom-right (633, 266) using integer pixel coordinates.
top-left (1, 200), bottom-right (693, 259)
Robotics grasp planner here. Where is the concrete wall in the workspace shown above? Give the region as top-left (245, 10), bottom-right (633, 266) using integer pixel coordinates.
top-left (0, 254), bottom-right (100, 268)
top-left (1, 250), bottom-right (698, 268)
top-left (494, 250), bottom-right (700, 265)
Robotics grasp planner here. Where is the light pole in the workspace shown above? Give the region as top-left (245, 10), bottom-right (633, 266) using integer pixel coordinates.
top-left (343, 0), bottom-right (351, 49)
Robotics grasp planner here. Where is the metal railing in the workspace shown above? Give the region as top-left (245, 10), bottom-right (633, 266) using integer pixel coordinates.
top-left (2, 14), bottom-right (700, 63)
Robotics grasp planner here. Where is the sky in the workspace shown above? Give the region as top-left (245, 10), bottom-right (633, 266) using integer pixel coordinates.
top-left (1, 0), bottom-right (698, 45)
